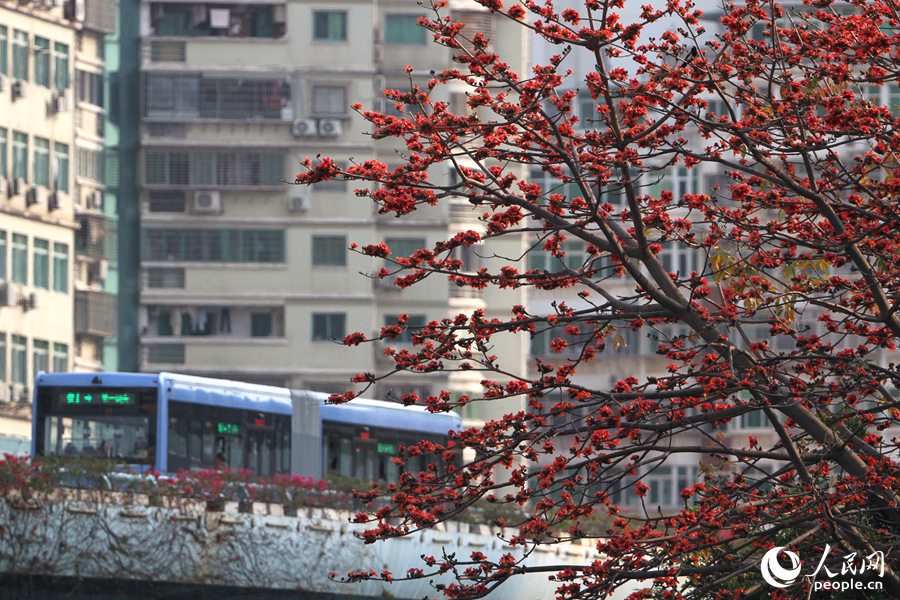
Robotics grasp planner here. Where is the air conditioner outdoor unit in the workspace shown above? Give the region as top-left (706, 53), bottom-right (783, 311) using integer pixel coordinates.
top-left (89, 190), bottom-right (103, 210)
top-left (289, 195), bottom-right (310, 212)
top-left (0, 386), bottom-right (10, 405)
top-left (11, 178), bottom-right (26, 196)
top-left (97, 259), bottom-right (109, 281)
top-left (20, 292), bottom-right (39, 311)
top-left (318, 118), bottom-right (343, 137)
top-left (0, 283), bottom-right (17, 307)
top-left (27, 186), bottom-right (48, 207)
top-left (293, 118), bottom-right (318, 137)
top-left (0, 74), bottom-right (7, 92)
top-left (53, 90), bottom-right (69, 112)
top-left (11, 80), bottom-right (26, 101)
top-left (49, 190), bottom-right (66, 211)
top-left (374, 277), bottom-right (398, 291)
top-left (10, 384), bottom-right (27, 405)
top-left (193, 190), bottom-right (222, 213)
top-left (0, 178), bottom-right (7, 198)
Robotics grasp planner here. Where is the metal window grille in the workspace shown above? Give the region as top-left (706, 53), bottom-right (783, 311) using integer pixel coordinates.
top-left (144, 73), bottom-right (290, 121)
top-left (142, 150), bottom-right (284, 186)
top-left (311, 85), bottom-right (347, 116)
top-left (311, 235), bottom-right (346, 266)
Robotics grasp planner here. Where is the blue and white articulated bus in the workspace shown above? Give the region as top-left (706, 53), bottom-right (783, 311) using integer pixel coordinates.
top-left (31, 372), bottom-right (461, 480)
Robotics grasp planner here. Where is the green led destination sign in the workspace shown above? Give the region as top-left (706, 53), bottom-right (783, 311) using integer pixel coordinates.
top-left (63, 392), bottom-right (136, 406)
top-left (377, 443), bottom-right (396, 455)
top-left (218, 422), bottom-right (240, 435)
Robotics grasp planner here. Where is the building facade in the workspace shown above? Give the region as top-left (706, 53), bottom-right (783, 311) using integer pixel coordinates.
top-left (0, 0), bottom-right (114, 446)
top-left (131, 0), bottom-right (529, 424)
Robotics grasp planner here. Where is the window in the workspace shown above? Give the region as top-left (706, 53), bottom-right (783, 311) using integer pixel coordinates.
top-left (0, 127), bottom-right (6, 179)
top-left (77, 70), bottom-right (104, 107)
top-left (250, 312), bottom-right (273, 337)
top-left (0, 333), bottom-right (5, 382)
top-left (0, 26), bottom-right (7, 76)
top-left (33, 138), bottom-right (50, 188)
top-left (143, 229), bottom-right (286, 263)
top-left (32, 340), bottom-right (49, 375)
top-left (54, 143), bottom-right (69, 192)
top-left (53, 242), bottom-right (68, 293)
top-left (311, 85), bottom-right (347, 116)
top-left (33, 239), bottom-right (49, 290)
top-left (34, 37), bottom-right (50, 87)
top-left (0, 232), bottom-right (6, 282)
top-left (54, 42), bottom-right (69, 89)
top-left (312, 313), bottom-right (346, 341)
top-left (385, 15), bottom-right (425, 45)
top-left (11, 234), bottom-right (27, 285)
top-left (313, 11), bottom-right (347, 41)
top-left (76, 147), bottom-right (103, 182)
top-left (143, 73), bottom-right (290, 121)
top-left (52, 343), bottom-right (68, 373)
top-left (12, 132), bottom-right (27, 181)
top-left (384, 237), bottom-right (426, 264)
top-left (311, 235), bottom-right (347, 266)
top-left (12, 30), bottom-right (27, 81)
top-left (383, 314), bottom-right (427, 344)
top-left (11, 335), bottom-right (26, 385)
top-left (142, 150), bottom-right (284, 186)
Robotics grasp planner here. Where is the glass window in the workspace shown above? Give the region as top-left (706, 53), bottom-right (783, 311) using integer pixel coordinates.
top-left (0, 127), bottom-right (6, 179)
top-left (51, 343), bottom-right (68, 372)
top-left (12, 30), bottom-right (27, 81)
top-left (142, 229), bottom-right (285, 263)
top-left (33, 239), bottom-right (49, 289)
top-left (54, 143), bottom-right (69, 193)
top-left (313, 11), bottom-right (347, 41)
top-left (385, 15), bottom-right (425, 45)
top-left (250, 312), bottom-right (273, 337)
top-left (11, 335), bottom-right (26, 385)
top-left (0, 26), bottom-right (7, 77)
top-left (33, 339), bottom-right (49, 375)
top-left (77, 70), bottom-right (103, 107)
top-left (383, 314), bottom-right (427, 344)
top-left (312, 313), bottom-right (345, 341)
top-left (311, 85), bottom-right (347, 116)
top-left (385, 237), bottom-right (426, 265)
top-left (34, 138), bottom-right (50, 188)
top-left (34, 37), bottom-right (50, 87)
top-left (54, 42), bottom-right (69, 90)
top-left (311, 235), bottom-right (347, 266)
top-left (53, 242), bottom-right (68, 293)
top-left (12, 132), bottom-right (27, 181)
top-left (0, 232), bottom-right (6, 283)
top-left (11, 234), bottom-right (27, 285)
top-left (0, 332), bottom-right (6, 382)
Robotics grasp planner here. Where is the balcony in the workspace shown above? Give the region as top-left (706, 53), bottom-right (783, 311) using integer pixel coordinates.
top-left (75, 290), bottom-right (117, 338)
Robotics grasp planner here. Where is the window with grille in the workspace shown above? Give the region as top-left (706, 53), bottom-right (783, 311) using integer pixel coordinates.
top-left (143, 228), bottom-right (286, 263)
top-left (54, 42), bottom-right (69, 89)
top-left (384, 237), bottom-right (426, 265)
top-left (54, 143), bottom-right (69, 192)
top-left (142, 150), bottom-right (284, 186)
top-left (0, 26), bottom-right (7, 77)
top-left (33, 239), bottom-right (49, 290)
top-left (385, 15), bottom-right (425, 44)
top-left (313, 11), bottom-right (347, 41)
top-left (33, 340), bottom-right (49, 375)
top-left (12, 30), bottom-right (27, 81)
top-left (33, 138), bottom-right (50, 188)
top-left (11, 234), bottom-right (27, 285)
top-left (52, 343), bottom-right (68, 373)
top-left (53, 243), bottom-right (68, 293)
top-left (311, 235), bottom-right (347, 266)
top-left (11, 335), bottom-right (26, 385)
top-left (311, 85), bottom-right (348, 116)
top-left (0, 128), bottom-right (6, 179)
top-left (34, 37), bottom-right (50, 87)
top-left (383, 314), bottom-right (427, 344)
top-left (12, 132), bottom-right (27, 181)
top-left (0, 333), bottom-right (5, 382)
top-left (76, 147), bottom-right (104, 182)
top-left (77, 70), bottom-right (104, 107)
top-left (312, 313), bottom-right (346, 341)
top-left (143, 74), bottom-right (290, 121)
top-left (0, 232), bottom-right (6, 283)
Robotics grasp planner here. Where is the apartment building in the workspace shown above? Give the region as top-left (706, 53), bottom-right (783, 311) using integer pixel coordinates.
top-left (131, 0), bottom-right (529, 423)
top-left (0, 0), bottom-right (114, 443)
